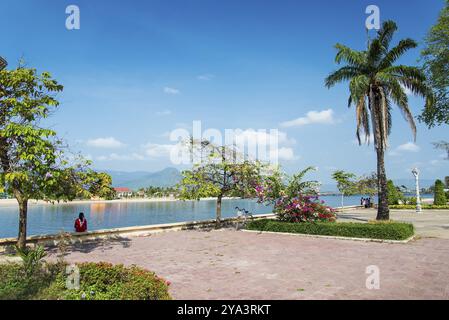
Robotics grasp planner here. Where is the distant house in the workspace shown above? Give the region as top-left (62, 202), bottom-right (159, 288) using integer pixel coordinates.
top-left (114, 187), bottom-right (133, 198)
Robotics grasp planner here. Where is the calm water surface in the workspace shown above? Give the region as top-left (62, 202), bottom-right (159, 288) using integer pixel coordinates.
top-left (0, 195), bottom-right (427, 238)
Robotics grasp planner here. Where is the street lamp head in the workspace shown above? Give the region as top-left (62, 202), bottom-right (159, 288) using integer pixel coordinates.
top-left (0, 56), bottom-right (7, 70)
top-left (412, 167), bottom-right (419, 177)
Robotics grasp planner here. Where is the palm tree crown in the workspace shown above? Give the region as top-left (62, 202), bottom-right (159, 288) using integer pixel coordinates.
top-left (325, 20), bottom-right (434, 151)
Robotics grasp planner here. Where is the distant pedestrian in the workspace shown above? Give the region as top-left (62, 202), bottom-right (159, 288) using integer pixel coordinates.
top-left (74, 212), bottom-right (87, 232)
top-left (361, 197), bottom-right (364, 206)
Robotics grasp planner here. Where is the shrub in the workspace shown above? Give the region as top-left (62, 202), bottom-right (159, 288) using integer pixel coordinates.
top-left (39, 262), bottom-right (171, 300)
top-left (273, 195), bottom-right (336, 223)
top-left (434, 179), bottom-right (447, 205)
top-left (246, 219), bottom-right (414, 240)
top-left (0, 262), bottom-right (171, 300)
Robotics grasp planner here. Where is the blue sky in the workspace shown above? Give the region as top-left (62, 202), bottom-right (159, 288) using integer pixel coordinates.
top-left (1, 0), bottom-right (448, 184)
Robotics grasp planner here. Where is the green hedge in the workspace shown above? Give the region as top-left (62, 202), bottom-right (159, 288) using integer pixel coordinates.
top-left (246, 219), bottom-right (414, 240)
top-left (389, 204), bottom-right (449, 210)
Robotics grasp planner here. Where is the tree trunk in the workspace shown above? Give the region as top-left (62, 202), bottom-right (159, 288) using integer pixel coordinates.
top-left (341, 193), bottom-right (344, 207)
top-left (376, 147), bottom-right (389, 220)
top-left (216, 194), bottom-right (222, 228)
top-left (17, 196), bottom-right (28, 249)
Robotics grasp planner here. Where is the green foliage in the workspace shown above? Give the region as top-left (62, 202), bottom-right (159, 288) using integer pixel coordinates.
top-left (86, 172), bottom-right (116, 200)
top-left (40, 262), bottom-right (171, 300)
top-left (14, 245), bottom-right (47, 277)
top-left (178, 140), bottom-right (265, 223)
top-left (0, 64), bottom-right (114, 246)
top-left (246, 219), bottom-right (414, 240)
top-left (434, 179), bottom-right (447, 205)
top-left (356, 172), bottom-right (378, 196)
top-left (257, 166), bottom-right (319, 204)
top-left (0, 261), bottom-right (171, 300)
top-left (420, 0), bottom-right (449, 127)
top-left (387, 180), bottom-right (404, 205)
top-left (331, 170), bottom-right (357, 196)
top-left (0, 262), bottom-right (55, 300)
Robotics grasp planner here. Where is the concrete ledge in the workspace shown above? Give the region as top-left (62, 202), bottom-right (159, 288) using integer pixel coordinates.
top-left (0, 205), bottom-right (363, 249)
top-left (242, 229), bottom-right (415, 244)
top-left (0, 213), bottom-right (276, 248)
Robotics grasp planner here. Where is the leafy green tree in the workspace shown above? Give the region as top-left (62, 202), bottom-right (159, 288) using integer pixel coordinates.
top-left (178, 141), bottom-right (264, 226)
top-left (420, 0), bottom-right (449, 127)
top-left (87, 172), bottom-right (116, 200)
top-left (325, 21), bottom-right (434, 220)
top-left (331, 170), bottom-right (357, 207)
top-left (0, 65), bottom-right (99, 248)
top-left (386, 180), bottom-right (403, 205)
top-left (434, 179), bottom-right (447, 205)
top-left (356, 172), bottom-right (378, 198)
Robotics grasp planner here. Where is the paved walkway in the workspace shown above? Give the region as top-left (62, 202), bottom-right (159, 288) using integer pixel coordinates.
top-left (45, 227), bottom-right (449, 299)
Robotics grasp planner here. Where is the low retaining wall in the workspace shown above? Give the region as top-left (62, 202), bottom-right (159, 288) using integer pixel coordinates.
top-left (0, 205), bottom-right (364, 248)
top-left (0, 213), bottom-right (276, 248)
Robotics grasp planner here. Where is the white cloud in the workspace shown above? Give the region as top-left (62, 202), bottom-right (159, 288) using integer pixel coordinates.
top-left (233, 129), bottom-right (297, 161)
top-left (397, 142), bottom-right (420, 152)
top-left (234, 129), bottom-right (296, 146)
top-left (87, 137), bottom-right (125, 149)
top-left (96, 153), bottom-right (145, 161)
top-left (197, 74), bottom-right (215, 81)
top-left (163, 87), bottom-right (180, 95)
top-left (156, 109), bottom-right (172, 116)
top-left (280, 109), bottom-right (336, 127)
top-left (273, 147), bottom-right (297, 161)
top-left (388, 142), bottom-right (420, 156)
top-left (144, 143), bottom-right (177, 158)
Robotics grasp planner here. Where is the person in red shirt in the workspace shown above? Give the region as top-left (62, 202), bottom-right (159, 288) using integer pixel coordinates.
top-left (74, 212), bottom-right (87, 232)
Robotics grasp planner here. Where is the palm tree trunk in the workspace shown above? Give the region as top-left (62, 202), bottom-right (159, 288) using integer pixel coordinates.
top-left (216, 194), bottom-right (222, 227)
top-left (376, 146), bottom-right (390, 220)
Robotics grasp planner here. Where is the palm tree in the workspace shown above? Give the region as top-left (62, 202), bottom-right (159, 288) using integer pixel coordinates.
top-left (325, 21), bottom-right (434, 220)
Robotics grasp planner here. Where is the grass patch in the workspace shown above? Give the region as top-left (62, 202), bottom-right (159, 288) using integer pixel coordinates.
top-left (246, 219), bottom-right (414, 241)
top-left (389, 204), bottom-right (449, 210)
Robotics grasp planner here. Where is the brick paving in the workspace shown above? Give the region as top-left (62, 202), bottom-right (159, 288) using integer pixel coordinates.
top-left (47, 228), bottom-right (449, 299)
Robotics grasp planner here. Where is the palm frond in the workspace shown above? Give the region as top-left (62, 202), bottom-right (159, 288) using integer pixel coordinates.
top-left (334, 44), bottom-right (366, 66)
top-left (377, 20), bottom-right (398, 50)
top-left (380, 39), bottom-right (418, 68)
top-left (325, 66), bottom-right (362, 88)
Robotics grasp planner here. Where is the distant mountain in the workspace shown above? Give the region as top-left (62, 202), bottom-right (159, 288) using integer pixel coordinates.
top-left (105, 167), bottom-right (183, 190)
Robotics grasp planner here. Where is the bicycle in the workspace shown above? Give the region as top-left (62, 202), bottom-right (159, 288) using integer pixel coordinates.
top-left (234, 206), bottom-right (254, 230)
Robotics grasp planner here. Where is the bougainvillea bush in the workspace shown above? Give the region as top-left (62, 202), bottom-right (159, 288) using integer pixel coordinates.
top-left (272, 195), bottom-right (336, 223)
top-left (255, 167), bottom-right (336, 223)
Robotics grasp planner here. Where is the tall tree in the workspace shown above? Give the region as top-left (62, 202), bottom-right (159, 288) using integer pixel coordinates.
top-left (0, 65), bottom-right (104, 248)
top-left (325, 20), bottom-right (434, 220)
top-left (331, 170), bottom-right (357, 207)
top-left (420, 0), bottom-right (449, 127)
top-left (178, 140), bottom-right (264, 226)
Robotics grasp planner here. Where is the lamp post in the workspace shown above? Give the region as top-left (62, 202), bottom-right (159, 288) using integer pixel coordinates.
top-left (412, 168), bottom-right (422, 213)
top-left (0, 56), bottom-right (7, 70)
